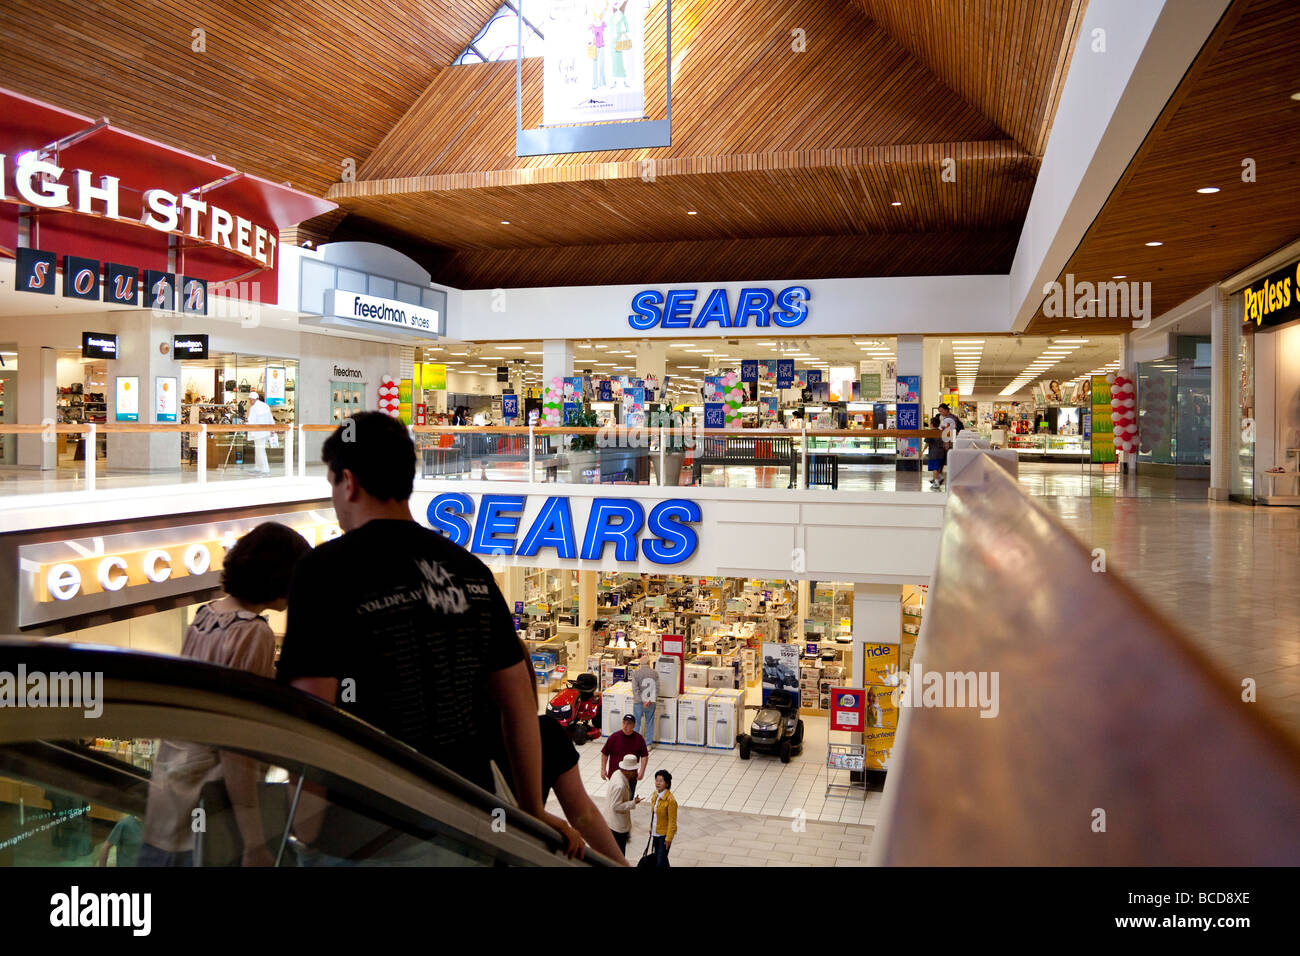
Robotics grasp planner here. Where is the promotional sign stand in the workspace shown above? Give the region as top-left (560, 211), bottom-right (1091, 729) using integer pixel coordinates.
top-left (826, 742), bottom-right (867, 799)
top-left (827, 686), bottom-right (868, 798)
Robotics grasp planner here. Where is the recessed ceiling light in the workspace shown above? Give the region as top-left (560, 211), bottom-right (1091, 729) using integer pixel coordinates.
top-left (1111, 275), bottom-right (1126, 280)
top-left (1291, 91), bottom-right (1300, 101)
top-left (890, 201), bottom-right (902, 207)
top-left (1196, 187), bottom-right (1220, 194)
top-left (687, 211), bottom-right (698, 215)
top-left (1145, 241), bottom-right (1163, 247)
top-left (500, 220), bottom-right (510, 225)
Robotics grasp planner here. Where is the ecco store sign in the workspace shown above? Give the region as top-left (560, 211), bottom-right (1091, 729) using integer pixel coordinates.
top-left (628, 286), bottom-right (811, 330)
top-left (1, 153), bottom-right (278, 268)
top-left (426, 493), bottom-right (701, 565)
top-left (17, 511), bottom-right (341, 626)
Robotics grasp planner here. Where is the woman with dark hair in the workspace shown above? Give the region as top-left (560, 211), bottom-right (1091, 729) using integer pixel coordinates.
top-left (647, 769), bottom-right (677, 867)
top-left (140, 522), bottom-right (312, 867)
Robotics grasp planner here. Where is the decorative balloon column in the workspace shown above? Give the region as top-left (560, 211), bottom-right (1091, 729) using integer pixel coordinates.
top-left (1107, 371), bottom-right (1137, 461)
top-left (377, 375), bottom-right (401, 418)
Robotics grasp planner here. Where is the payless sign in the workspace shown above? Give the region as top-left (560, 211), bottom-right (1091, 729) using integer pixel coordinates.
top-left (1241, 260), bottom-right (1300, 329)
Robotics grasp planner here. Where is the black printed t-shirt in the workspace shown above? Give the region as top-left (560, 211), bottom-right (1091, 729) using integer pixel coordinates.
top-left (277, 519), bottom-right (523, 792)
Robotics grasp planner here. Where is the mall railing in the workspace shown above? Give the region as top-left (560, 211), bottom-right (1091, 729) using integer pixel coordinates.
top-left (869, 449), bottom-right (1300, 865)
top-left (0, 639), bottom-right (616, 867)
top-left (0, 423), bottom-right (942, 496)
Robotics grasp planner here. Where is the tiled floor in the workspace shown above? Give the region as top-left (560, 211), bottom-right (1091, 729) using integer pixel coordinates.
top-left (1041, 496), bottom-right (1300, 737)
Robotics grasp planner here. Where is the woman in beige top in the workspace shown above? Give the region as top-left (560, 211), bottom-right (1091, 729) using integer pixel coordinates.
top-left (140, 522), bottom-right (311, 867)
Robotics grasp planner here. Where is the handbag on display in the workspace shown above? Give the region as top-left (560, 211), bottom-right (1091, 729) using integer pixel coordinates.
top-left (224, 379), bottom-right (236, 392)
top-left (239, 378), bottom-right (251, 393)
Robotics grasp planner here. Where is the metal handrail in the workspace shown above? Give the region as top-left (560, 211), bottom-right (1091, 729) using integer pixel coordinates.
top-left (869, 452), bottom-right (1300, 864)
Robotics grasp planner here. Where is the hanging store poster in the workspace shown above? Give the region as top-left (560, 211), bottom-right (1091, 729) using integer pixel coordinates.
top-left (896, 375), bottom-right (919, 403)
top-left (542, 0), bottom-right (647, 127)
top-left (623, 386), bottom-right (646, 427)
top-left (776, 360), bottom-right (795, 389)
top-left (597, 379), bottom-right (613, 402)
top-left (702, 376), bottom-right (722, 402)
top-left (1091, 375), bottom-right (1115, 463)
top-left (704, 403), bottom-right (725, 428)
top-left (503, 393), bottom-right (519, 420)
top-left (563, 376), bottom-right (586, 402)
top-left (896, 403), bottom-right (920, 430)
top-left (805, 370), bottom-right (822, 387)
top-left (859, 360), bottom-right (882, 400)
top-left (740, 360), bottom-right (758, 383)
top-left (882, 361), bottom-right (897, 402)
top-left (563, 402), bottom-right (581, 425)
top-left (115, 376), bottom-right (139, 422)
top-left (761, 397), bottom-right (778, 420)
top-left (760, 360), bottom-right (778, 383)
top-left (420, 363), bottom-right (447, 391)
top-left (864, 726), bottom-right (895, 770)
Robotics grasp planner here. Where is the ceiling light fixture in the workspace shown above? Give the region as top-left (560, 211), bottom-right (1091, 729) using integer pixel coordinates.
top-left (1145, 241), bottom-right (1163, 247)
top-left (1196, 187), bottom-right (1220, 194)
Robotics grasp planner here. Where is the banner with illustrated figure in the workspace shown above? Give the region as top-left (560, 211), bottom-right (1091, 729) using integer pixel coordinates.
top-left (542, 0), bottom-right (647, 127)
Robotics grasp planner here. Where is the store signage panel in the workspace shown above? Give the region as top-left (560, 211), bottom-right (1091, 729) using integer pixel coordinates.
top-left (15, 248), bottom-right (55, 294)
top-left (81, 332), bottom-right (117, 360)
top-left (265, 366), bottom-right (286, 406)
top-left (627, 286), bottom-right (810, 330)
top-left (327, 289), bottom-right (439, 335)
top-left (1241, 260), bottom-right (1300, 329)
top-left (62, 255), bottom-right (100, 300)
top-left (13, 250), bottom-right (207, 313)
top-left (830, 688), bottom-right (865, 732)
top-left (155, 376), bottom-right (178, 423)
top-left (172, 334), bottom-right (209, 359)
top-left (1, 153), bottom-right (277, 268)
top-left (114, 376), bottom-right (139, 422)
top-left (17, 509), bottom-right (341, 627)
top-left (424, 493), bottom-right (701, 567)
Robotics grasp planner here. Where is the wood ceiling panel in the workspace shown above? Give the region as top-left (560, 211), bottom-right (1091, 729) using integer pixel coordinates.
top-left (854, 0), bottom-right (1085, 155)
top-left (1025, 0), bottom-right (1300, 334)
top-left (0, 0), bottom-right (501, 194)
top-left (335, 143), bottom-right (1036, 250)
top-left (397, 229), bottom-right (1022, 290)
top-left (360, 0), bottom-right (1004, 180)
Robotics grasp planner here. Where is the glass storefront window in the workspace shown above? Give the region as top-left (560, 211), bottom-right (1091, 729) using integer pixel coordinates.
top-left (1136, 336), bottom-right (1211, 477)
top-left (1230, 302), bottom-right (1255, 500)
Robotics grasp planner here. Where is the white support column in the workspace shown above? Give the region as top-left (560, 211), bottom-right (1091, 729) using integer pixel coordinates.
top-left (578, 570), bottom-right (599, 666)
top-left (197, 424), bottom-right (207, 483)
top-left (298, 425), bottom-right (308, 477)
top-left (850, 584), bottom-right (901, 688)
top-left (542, 339), bottom-right (575, 392)
top-left (16, 345), bottom-right (56, 470)
top-left (922, 337), bottom-right (942, 417)
top-left (1209, 285), bottom-right (1233, 500)
top-left (282, 423), bottom-right (294, 478)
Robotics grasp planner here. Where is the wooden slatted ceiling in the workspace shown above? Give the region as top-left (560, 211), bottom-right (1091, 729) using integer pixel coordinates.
top-left (359, 0), bottom-right (1004, 180)
top-left (0, 0), bottom-right (501, 195)
top-left (336, 145), bottom-right (1036, 249)
top-left (411, 229), bottom-right (1022, 289)
top-left (854, 0), bottom-right (1086, 156)
top-left (1025, 0), bottom-right (1300, 334)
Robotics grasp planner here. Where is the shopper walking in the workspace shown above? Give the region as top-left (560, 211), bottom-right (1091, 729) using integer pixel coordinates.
top-left (141, 522), bottom-right (312, 866)
top-left (278, 412), bottom-right (546, 862)
top-left (605, 754), bottom-right (643, 854)
top-left (600, 714), bottom-right (648, 796)
top-left (631, 655), bottom-right (659, 746)
top-left (245, 390), bottom-right (276, 476)
top-left (648, 769), bottom-right (677, 867)
top-left (926, 413), bottom-right (947, 491)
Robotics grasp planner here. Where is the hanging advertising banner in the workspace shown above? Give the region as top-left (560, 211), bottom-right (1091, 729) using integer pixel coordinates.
top-left (864, 726), bottom-right (895, 770)
top-left (761, 641), bottom-right (800, 707)
top-left (776, 360), bottom-right (795, 389)
top-left (542, 0), bottom-right (647, 127)
top-left (761, 397), bottom-right (778, 420)
top-left (760, 360), bottom-right (778, 383)
top-left (420, 363), bottom-right (447, 391)
top-left (563, 376), bottom-right (586, 402)
top-left (155, 376), bottom-right (178, 423)
top-left (896, 375), bottom-right (919, 403)
top-left (805, 370), bottom-right (822, 387)
top-left (702, 376), bottom-right (722, 402)
top-left (115, 376), bottom-right (139, 422)
top-left (740, 360), bottom-right (758, 383)
top-left (623, 386), bottom-right (646, 427)
top-left (265, 366), bottom-right (286, 406)
top-left (704, 403), bottom-right (725, 428)
top-left (597, 379), bottom-right (613, 402)
top-left (896, 403), bottom-right (920, 430)
top-left (503, 393), bottom-right (519, 420)
top-left (863, 642), bottom-right (900, 685)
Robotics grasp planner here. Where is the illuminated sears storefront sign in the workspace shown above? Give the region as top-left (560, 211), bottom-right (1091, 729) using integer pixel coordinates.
top-left (627, 286), bottom-right (811, 330)
top-left (427, 493), bottom-right (701, 565)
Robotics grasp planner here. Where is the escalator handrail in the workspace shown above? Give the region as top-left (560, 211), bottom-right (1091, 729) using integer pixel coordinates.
top-left (0, 639), bottom-right (616, 866)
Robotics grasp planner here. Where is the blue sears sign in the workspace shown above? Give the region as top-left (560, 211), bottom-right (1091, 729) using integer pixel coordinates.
top-left (427, 493), bottom-right (702, 565)
top-left (628, 286), bottom-right (811, 330)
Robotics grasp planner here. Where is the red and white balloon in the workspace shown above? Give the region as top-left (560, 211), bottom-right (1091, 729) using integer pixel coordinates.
top-left (1106, 371), bottom-right (1138, 456)
top-left (377, 375), bottom-right (402, 418)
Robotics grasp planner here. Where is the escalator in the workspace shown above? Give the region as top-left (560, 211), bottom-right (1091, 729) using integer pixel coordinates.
top-left (0, 640), bottom-right (613, 867)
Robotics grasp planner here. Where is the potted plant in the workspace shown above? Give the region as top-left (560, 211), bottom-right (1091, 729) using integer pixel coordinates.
top-left (564, 406), bottom-right (601, 482)
top-left (653, 414), bottom-right (688, 486)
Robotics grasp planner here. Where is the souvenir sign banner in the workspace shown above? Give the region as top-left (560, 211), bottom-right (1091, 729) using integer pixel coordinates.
top-left (542, 0), bottom-right (647, 127)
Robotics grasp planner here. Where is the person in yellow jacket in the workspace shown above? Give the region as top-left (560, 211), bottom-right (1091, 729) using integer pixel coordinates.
top-left (648, 770), bottom-right (677, 866)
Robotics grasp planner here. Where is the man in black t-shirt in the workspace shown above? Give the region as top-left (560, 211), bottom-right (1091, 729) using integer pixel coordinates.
top-left (279, 413), bottom-right (575, 858)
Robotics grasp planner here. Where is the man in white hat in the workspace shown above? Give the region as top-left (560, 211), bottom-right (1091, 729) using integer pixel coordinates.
top-left (604, 753), bottom-right (643, 854)
top-left (245, 390), bottom-right (276, 476)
